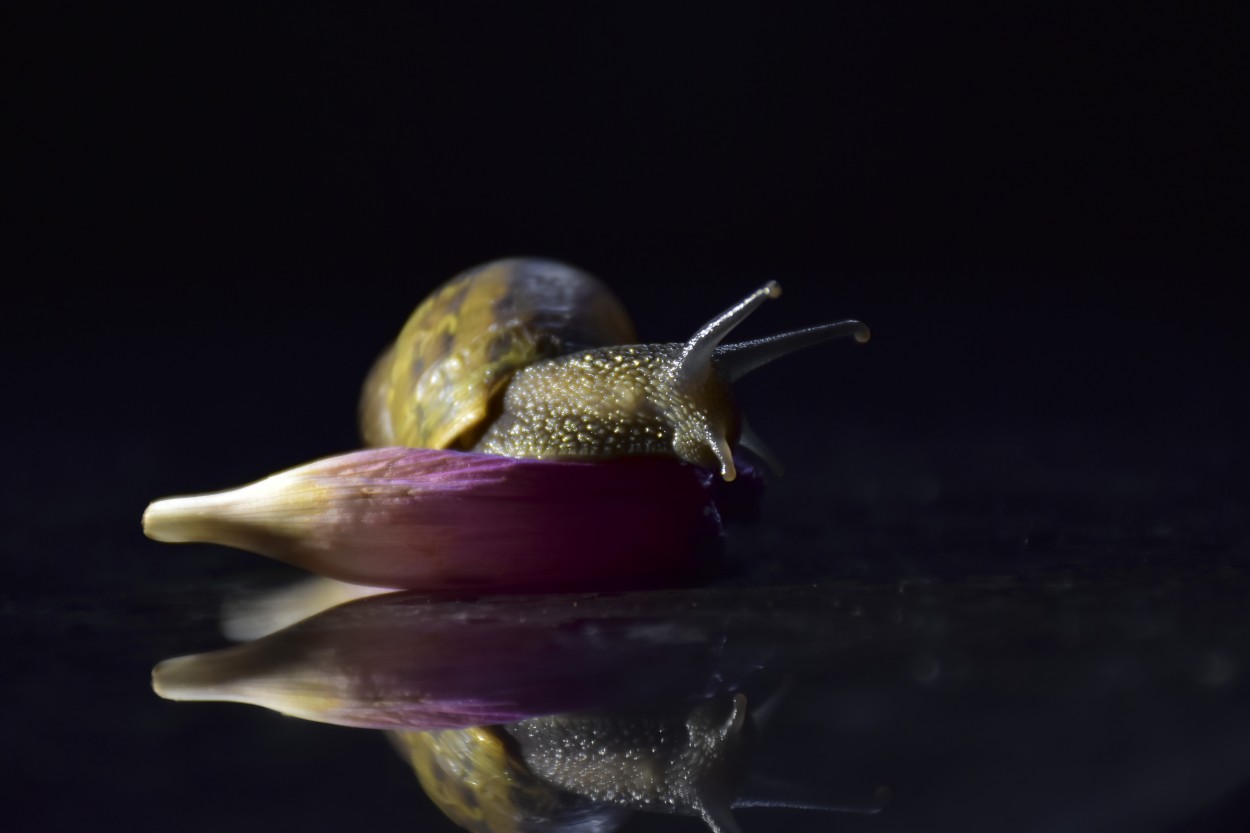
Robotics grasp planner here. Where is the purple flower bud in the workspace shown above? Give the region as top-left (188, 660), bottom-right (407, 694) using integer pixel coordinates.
top-left (144, 447), bottom-right (722, 592)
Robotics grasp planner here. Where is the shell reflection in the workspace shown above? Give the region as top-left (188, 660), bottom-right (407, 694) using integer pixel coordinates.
top-left (154, 585), bottom-right (881, 833)
top-left (399, 725), bottom-right (629, 833)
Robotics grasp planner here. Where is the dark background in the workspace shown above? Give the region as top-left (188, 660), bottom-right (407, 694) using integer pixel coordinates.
top-left (5, 3), bottom-right (1247, 832)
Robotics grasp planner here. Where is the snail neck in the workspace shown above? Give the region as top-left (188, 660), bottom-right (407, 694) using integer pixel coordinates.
top-left (473, 343), bottom-right (739, 477)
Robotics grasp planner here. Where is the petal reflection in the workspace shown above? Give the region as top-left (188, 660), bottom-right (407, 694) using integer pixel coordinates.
top-left (220, 576), bottom-right (397, 642)
top-left (152, 585), bottom-right (869, 731)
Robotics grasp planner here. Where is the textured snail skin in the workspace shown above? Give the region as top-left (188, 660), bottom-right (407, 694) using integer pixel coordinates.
top-left (475, 343), bottom-right (739, 475)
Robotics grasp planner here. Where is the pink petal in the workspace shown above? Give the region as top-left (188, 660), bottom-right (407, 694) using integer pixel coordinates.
top-left (144, 448), bottom-right (721, 592)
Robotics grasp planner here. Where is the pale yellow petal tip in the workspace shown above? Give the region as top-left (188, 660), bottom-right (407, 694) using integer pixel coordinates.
top-left (151, 655), bottom-right (203, 701)
top-left (142, 494), bottom-right (224, 544)
top-left (141, 499), bottom-right (175, 542)
top-left (151, 661), bottom-right (173, 699)
top-left (153, 653), bottom-right (251, 705)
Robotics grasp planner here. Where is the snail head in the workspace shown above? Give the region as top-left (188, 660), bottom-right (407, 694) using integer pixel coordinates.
top-left (668, 280), bottom-right (870, 481)
top-left (475, 281), bottom-right (869, 480)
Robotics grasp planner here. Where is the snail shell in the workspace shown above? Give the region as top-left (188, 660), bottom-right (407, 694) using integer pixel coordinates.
top-left (360, 259), bottom-right (636, 451)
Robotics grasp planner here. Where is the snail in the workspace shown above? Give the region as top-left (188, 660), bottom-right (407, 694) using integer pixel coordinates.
top-left (359, 257), bottom-right (869, 480)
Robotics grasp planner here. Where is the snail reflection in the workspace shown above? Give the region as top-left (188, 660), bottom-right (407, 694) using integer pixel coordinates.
top-left (154, 585), bottom-right (884, 833)
top-left (145, 260), bottom-right (874, 831)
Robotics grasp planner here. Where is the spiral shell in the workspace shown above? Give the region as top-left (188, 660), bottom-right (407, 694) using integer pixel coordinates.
top-left (360, 258), bottom-right (635, 450)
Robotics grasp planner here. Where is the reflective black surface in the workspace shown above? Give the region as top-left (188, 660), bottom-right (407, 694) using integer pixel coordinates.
top-left (6, 3), bottom-right (1245, 832)
top-left (7, 412), bottom-right (1249, 831)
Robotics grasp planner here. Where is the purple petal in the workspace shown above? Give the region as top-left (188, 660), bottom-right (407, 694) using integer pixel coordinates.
top-left (144, 448), bottom-right (721, 592)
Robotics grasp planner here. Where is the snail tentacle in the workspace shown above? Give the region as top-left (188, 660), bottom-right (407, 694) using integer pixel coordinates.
top-left (677, 281), bottom-right (782, 386)
top-left (670, 282), bottom-right (781, 482)
top-left (735, 418), bottom-right (784, 476)
top-left (714, 319), bottom-right (870, 383)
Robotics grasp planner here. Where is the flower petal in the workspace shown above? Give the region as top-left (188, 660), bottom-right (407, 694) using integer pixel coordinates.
top-left (144, 448), bottom-right (721, 592)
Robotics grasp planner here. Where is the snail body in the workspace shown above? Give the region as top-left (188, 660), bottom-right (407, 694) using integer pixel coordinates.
top-left (361, 257), bottom-right (868, 480)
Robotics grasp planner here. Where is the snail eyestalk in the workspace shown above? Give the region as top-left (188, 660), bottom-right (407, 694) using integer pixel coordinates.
top-left (715, 319), bottom-right (870, 383)
top-left (736, 419), bottom-right (784, 476)
top-left (671, 281), bottom-right (868, 480)
top-left (677, 281), bottom-right (782, 386)
top-left (670, 282), bottom-right (783, 481)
